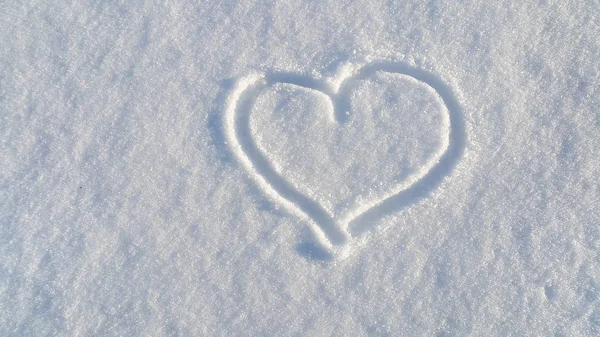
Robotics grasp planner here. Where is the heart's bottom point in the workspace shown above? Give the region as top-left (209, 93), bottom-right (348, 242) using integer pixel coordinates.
top-left (319, 232), bottom-right (353, 260)
top-left (328, 243), bottom-right (352, 261)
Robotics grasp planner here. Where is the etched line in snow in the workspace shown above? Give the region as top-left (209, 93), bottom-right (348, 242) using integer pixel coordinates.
top-left (223, 61), bottom-right (465, 259)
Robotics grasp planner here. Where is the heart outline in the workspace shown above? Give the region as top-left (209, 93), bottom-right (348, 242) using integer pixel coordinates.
top-left (224, 61), bottom-right (465, 258)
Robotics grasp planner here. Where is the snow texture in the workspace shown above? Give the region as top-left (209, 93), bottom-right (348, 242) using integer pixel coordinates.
top-left (1, 0), bottom-right (599, 336)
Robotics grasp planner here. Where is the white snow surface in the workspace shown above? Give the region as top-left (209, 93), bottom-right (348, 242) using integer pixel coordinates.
top-left (1, 1), bottom-right (600, 336)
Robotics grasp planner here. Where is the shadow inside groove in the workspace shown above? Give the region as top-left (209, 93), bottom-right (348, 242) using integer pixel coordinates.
top-left (265, 72), bottom-right (334, 96)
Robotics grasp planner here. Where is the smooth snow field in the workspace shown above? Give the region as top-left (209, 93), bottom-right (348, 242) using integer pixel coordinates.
top-left (1, 1), bottom-right (599, 336)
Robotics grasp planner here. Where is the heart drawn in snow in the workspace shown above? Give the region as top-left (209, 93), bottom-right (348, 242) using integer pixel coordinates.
top-left (224, 61), bottom-right (465, 259)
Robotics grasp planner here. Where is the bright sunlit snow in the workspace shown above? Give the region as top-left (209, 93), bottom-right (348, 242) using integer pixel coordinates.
top-left (1, 1), bottom-right (599, 336)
